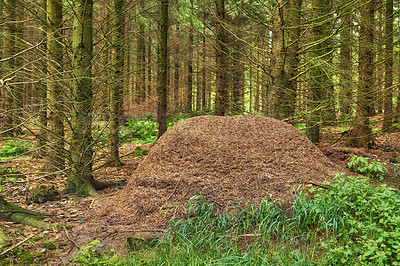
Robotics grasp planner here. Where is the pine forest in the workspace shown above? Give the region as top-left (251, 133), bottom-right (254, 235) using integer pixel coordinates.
top-left (1, 0), bottom-right (400, 264)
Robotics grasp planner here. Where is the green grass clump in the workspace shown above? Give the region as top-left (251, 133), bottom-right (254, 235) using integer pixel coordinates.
top-left (0, 139), bottom-right (31, 158)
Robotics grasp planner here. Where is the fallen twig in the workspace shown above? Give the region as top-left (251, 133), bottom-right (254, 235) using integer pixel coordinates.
top-left (64, 226), bottom-right (79, 250)
top-left (0, 234), bottom-right (35, 256)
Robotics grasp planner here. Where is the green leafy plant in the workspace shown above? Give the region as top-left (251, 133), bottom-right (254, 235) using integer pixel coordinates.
top-left (120, 119), bottom-right (158, 144)
top-left (348, 155), bottom-right (388, 180)
top-left (0, 139), bottom-right (31, 158)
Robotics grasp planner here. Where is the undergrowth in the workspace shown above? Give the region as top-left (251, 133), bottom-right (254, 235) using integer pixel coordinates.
top-left (74, 173), bottom-right (400, 265)
top-left (0, 139), bottom-right (31, 158)
top-left (348, 155), bottom-right (388, 180)
top-left (120, 110), bottom-right (215, 144)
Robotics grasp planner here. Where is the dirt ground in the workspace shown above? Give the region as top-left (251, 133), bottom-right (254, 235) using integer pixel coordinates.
top-left (1, 115), bottom-right (400, 265)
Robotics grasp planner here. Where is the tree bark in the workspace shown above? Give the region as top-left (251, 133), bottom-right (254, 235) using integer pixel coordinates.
top-left (157, 0), bottom-right (168, 138)
top-left (382, 0), bottom-right (393, 130)
top-left (2, 0), bottom-right (17, 136)
top-left (307, 0), bottom-right (333, 143)
top-left (36, 0), bottom-right (48, 159)
top-left (348, 0), bottom-right (374, 149)
top-left (215, 0), bottom-right (228, 116)
top-left (339, 1), bottom-right (353, 119)
top-left (186, 2), bottom-right (193, 113)
top-left (109, 0), bottom-right (125, 167)
top-left (173, 28), bottom-right (180, 109)
top-left (46, 0), bottom-right (65, 172)
top-left (66, 0), bottom-right (105, 196)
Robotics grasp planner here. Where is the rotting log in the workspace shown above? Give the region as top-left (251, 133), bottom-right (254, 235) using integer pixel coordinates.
top-left (0, 196), bottom-right (52, 230)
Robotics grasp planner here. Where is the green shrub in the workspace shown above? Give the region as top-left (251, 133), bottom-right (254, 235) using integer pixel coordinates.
top-left (310, 174), bottom-right (400, 264)
top-left (120, 119), bottom-right (158, 144)
top-left (0, 139), bottom-right (31, 158)
top-left (348, 155), bottom-right (388, 180)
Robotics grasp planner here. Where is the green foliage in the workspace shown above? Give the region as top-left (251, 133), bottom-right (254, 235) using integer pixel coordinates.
top-left (294, 123), bottom-right (307, 133)
top-left (120, 118), bottom-right (158, 144)
top-left (312, 174), bottom-right (400, 264)
top-left (120, 111), bottom-right (214, 144)
top-left (0, 139), bottom-right (31, 158)
top-left (72, 239), bottom-right (129, 266)
top-left (126, 175), bottom-right (400, 265)
top-left (348, 155), bottom-right (388, 179)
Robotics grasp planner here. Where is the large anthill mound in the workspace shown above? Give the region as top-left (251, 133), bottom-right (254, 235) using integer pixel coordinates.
top-left (88, 115), bottom-right (341, 238)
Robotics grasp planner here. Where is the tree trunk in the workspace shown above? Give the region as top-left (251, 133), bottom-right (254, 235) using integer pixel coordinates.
top-left (173, 29), bottom-right (180, 109)
top-left (202, 30), bottom-right (207, 111)
top-left (339, 1), bottom-right (353, 119)
top-left (215, 0), bottom-right (228, 116)
top-left (109, 0), bottom-right (125, 167)
top-left (307, 0), bottom-right (333, 143)
top-left (269, 0), bottom-right (285, 119)
top-left (196, 49), bottom-right (201, 111)
top-left (2, 0), bottom-right (17, 136)
top-left (157, 0), bottom-right (168, 138)
top-left (66, 0), bottom-right (103, 196)
top-left (136, 8), bottom-right (146, 104)
top-left (348, 0), bottom-right (374, 149)
top-left (0, 0), bottom-right (4, 133)
top-left (36, 0), bottom-right (48, 159)
top-left (46, 0), bottom-right (65, 172)
top-left (13, 0), bottom-right (23, 134)
top-left (285, 0), bottom-right (302, 119)
top-left (186, 2), bottom-right (193, 113)
top-left (147, 35), bottom-right (152, 98)
top-left (382, 0), bottom-right (393, 130)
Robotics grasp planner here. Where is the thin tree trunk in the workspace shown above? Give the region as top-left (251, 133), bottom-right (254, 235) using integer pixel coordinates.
top-left (2, 0), bottom-right (17, 136)
top-left (196, 48), bottom-right (201, 111)
top-left (109, 0), bottom-right (125, 166)
top-left (201, 29), bottom-right (206, 110)
top-left (186, 3), bottom-right (193, 113)
top-left (382, 0), bottom-right (393, 130)
top-left (215, 0), bottom-right (228, 116)
top-left (339, 1), bottom-right (353, 119)
top-left (0, 0), bottom-right (4, 133)
top-left (37, 0), bottom-right (48, 158)
top-left (174, 29), bottom-right (180, 109)
top-left (157, 0), bottom-right (168, 138)
top-left (47, 0), bottom-right (65, 172)
top-left (147, 35), bottom-right (152, 97)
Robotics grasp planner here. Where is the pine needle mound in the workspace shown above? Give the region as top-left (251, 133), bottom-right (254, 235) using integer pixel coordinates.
top-left (92, 115), bottom-right (341, 235)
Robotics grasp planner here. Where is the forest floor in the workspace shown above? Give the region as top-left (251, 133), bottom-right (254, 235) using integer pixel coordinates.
top-left (1, 116), bottom-right (400, 265)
